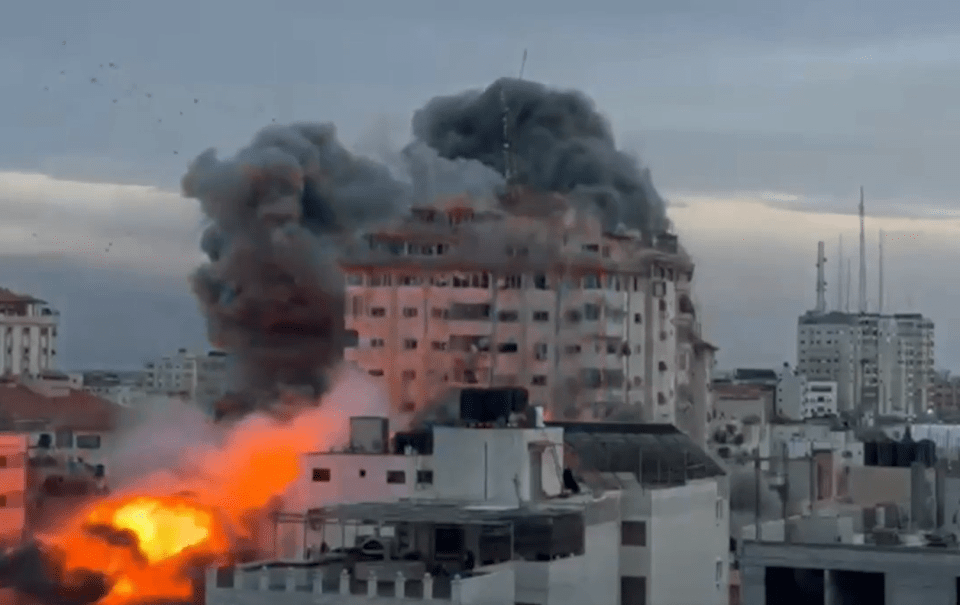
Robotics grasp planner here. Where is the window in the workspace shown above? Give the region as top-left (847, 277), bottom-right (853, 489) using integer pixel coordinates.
top-left (370, 307), bottom-right (386, 318)
top-left (621, 521), bottom-right (646, 546)
top-left (502, 274), bottom-right (523, 289)
top-left (312, 468), bottom-right (331, 482)
top-left (634, 313), bottom-right (642, 324)
top-left (399, 275), bottom-right (422, 286)
top-left (369, 369), bottom-right (384, 377)
top-left (402, 307), bottom-right (419, 318)
top-left (0, 457), bottom-right (6, 468)
top-left (716, 499), bottom-right (723, 521)
top-left (533, 311), bottom-right (550, 322)
top-left (534, 343), bottom-right (549, 361)
top-left (431, 341), bottom-right (447, 351)
top-left (533, 273), bottom-right (549, 289)
top-left (370, 338), bottom-right (385, 348)
top-left (386, 471), bottom-right (406, 484)
top-left (498, 342), bottom-right (518, 353)
top-left (584, 304), bottom-right (601, 321)
top-left (55, 429), bottom-right (73, 449)
top-left (431, 307), bottom-right (448, 319)
top-left (416, 470), bottom-right (434, 484)
top-left (359, 469), bottom-right (367, 478)
top-left (583, 274), bottom-right (601, 289)
top-left (76, 435), bottom-right (101, 449)
top-left (497, 310), bottom-right (519, 322)
top-left (346, 273), bottom-right (363, 286)
top-left (531, 375), bottom-right (547, 386)
top-left (403, 339), bottom-right (418, 350)
top-left (565, 344), bottom-right (582, 354)
top-left (715, 560), bottom-right (723, 584)
top-left (401, 370), bottom-right (416, 381)
top-left (620, 576), bottom-right (646, 605)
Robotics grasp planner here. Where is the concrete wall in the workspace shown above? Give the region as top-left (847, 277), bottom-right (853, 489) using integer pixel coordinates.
top-left (741, 541), bottom-right (960, 605)
top-left (649, 479), bottom-right (728, 605)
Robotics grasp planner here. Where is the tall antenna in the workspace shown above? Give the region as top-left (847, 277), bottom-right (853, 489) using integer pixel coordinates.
top-left (519, 48), bottom-right (528, 79)
top-left (500, 87), bottom-right (514, 183)
top-left (878, 228), bottom-right (885, 314)
top-left (858, 186), bottom-right (867, 314)
top-left (846, 259), bottom-right (852, 313)
top-left (815, 241), bottom-right (827, 314)
top-left (837, 234), bottom-right (844, 311)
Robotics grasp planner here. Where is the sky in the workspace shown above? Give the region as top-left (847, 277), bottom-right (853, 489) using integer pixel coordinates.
top-left (1, 0), bottom-right (959, 370)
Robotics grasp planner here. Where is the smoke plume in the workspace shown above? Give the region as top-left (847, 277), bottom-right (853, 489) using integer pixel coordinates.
top-left (412, 77), bottom-right (669, 235)
top-left (182, 123), bottom-right (409, 405)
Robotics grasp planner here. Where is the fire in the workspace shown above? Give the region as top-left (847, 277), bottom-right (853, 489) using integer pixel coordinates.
top-left (30, 367), bottom-right (384, 605)
top-left (49, 494), bottom-right (230, 605)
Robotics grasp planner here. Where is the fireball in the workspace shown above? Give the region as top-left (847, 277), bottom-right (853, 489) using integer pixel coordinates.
top-left (47, 494), bottom-right (233, 605)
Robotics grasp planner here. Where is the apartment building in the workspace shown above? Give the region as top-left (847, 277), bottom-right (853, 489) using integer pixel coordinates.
top-left (340, 194), bottom-right (714, 429)
top-left (0, 288), bottom-right (59, 378)
top-left (796, 311), bottom-right (934, 419)
top-left (142, 348), bottom-right (231, 414)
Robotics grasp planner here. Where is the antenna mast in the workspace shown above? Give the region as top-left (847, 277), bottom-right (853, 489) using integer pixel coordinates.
top-left (858, 186), bottom-right (867, 314)
top-left (815, 241), bottom-right (827, 314)
top-left (500, 50), bottom-right (527, 189)
top-left (846, 259), bottom-right (852, 313)
top-left (837, 235), bottom-right (844, 311)
top-left (879, 228), bottom-right (885, 314)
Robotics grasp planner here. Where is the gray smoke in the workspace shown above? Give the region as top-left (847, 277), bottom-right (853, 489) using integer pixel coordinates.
top-left (182, 123), bottom-right (408, 405)
top-left (412, 77), bottom-right (669, 235)
top-left (0, 543), bottom-right (110, 605)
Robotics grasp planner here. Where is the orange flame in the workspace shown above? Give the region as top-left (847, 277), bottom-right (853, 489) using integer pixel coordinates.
top-left (36, 368), bottom-right (386, 605)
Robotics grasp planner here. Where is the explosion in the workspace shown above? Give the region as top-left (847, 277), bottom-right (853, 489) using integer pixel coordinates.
top-left (0, 368), bottom-right (385, 605)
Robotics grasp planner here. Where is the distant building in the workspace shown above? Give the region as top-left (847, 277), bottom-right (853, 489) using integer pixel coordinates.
top-left (796, 311), bottom-right (934, 419)
top-left (0, 288), bottom-right (59, 378)
top-left (82, 370), bottom-right (149, 408)
top-left (927, 372), bottom-right (960, 419)
top-left (776, 364), bottom-right (806, 421)
top-left (143, 348), bottom-right (230, 415)
top-left (339, 196), bottom-right (717, 433)
top-left (802, 381), bottom-right (839, 419)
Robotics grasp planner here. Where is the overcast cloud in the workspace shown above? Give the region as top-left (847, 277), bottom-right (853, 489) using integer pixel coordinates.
top-left (1, 0), bottom-right (959, 371)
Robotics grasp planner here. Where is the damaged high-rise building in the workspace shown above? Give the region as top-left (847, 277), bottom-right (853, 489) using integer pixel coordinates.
top-left (340, 191), bottom-right (716, 443)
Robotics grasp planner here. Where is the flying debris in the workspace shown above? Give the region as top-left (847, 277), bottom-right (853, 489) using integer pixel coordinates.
top-left (180, 111), bottom-right (183, 115)
top-left (60, 71), bottom-right (65, 75)
top-left (90, 78), bottom-right (98, 84)
top-left (193, 99), bottom-right (198, 103)
top-left (146, 93), bottom-right (152, 99)
top-left (62, 40), bottom-right (66, 45)
top-left (113, 99), bottom-right (117, 103)
top-left (44, 86), bottom-right (48, 91)
top-left (173, 151), bottom-right (179, 155)
top-left (158, 119), bottom-right (162, 123)
top-left (109, 62), bottom-right (117, 69)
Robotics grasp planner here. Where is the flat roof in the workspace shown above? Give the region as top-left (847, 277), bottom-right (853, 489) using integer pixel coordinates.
top-left (297, 499), bottom-right (586, 526)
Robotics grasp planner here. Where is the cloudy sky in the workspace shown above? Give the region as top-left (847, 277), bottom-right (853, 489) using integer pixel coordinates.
top-left (2, 0), bottom-right (959, 370)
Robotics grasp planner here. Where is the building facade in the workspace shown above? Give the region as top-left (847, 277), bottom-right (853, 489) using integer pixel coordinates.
top-left (796, 311), bottom-right (934, 419)
top-left (143, 348), bottom-right (230, 414)
top-left (0, 288), bottom-right (59, 378)
top-left (340, 196), bottom-right (714, 429)
top-left (0, 433), bottom-right (27, 547)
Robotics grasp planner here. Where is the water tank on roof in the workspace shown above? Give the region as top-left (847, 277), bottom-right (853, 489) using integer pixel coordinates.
top-left (350, 417), bottom-right (389, 454)
top-left (459, 388), bottom-right (529, 424)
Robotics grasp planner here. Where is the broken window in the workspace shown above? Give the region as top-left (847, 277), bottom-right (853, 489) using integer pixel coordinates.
top-left (386, 471), bottom-right (406, 484)
top-left (312, 468), bottom-right (331, 482)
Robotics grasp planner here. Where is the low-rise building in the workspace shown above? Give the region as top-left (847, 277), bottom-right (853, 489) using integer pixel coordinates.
top-left (0, 433), bottom-right (28, 548)
top-left (225, 388), bottom-right (728, 605)
top-left (0, 288), bottom-right (59, 378)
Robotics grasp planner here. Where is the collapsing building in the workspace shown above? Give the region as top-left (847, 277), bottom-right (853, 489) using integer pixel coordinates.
top-left (341, 192), bottom-right (716, 443)
top-left (206, 387), bottom-right (729, 605)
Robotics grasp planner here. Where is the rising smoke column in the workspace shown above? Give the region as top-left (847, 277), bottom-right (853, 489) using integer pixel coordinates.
top-left (182, 123), bottom-right (408, 403)
top-left (412, 77), bottom-right (669, 235)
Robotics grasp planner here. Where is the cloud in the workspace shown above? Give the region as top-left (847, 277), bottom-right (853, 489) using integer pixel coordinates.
top-left (0, 171), bottom-right (203, 277)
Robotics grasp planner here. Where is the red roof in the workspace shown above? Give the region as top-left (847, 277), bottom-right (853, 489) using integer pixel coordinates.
top-left (0, 287), bottom-right (44, 305)
top-left (0, 384), bottom-right (121, 432)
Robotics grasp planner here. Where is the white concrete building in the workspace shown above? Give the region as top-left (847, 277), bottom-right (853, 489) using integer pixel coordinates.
top-left (340, 195), bottom-right (715, 432)
top-left (0, 288), bottom-right (59, 378)
top-left (776, 365), bottom-right (806, 421)
top-left (247, 390), bottom-right (728, 605)
top-left (143, 348), bottom-right (230, 414)
top-left (796, 311), bottom-right (934, 419)
top-left (801, 381), bottom-right (838, 419)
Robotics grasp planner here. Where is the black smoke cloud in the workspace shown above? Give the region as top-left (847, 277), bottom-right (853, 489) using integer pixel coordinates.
top-left (182, 123), bottom-right (409, 405)
top-left (412, 77), bottom-right (669, 235)
top-left (0, 543), bottom-right (110, 605)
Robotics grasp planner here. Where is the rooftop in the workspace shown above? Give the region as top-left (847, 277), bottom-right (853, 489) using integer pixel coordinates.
top-left (0, 288), bottom-right (44, 305)
top-left (0, 382), bottom-right (122, 432)
top-left (547, 421), bottom-right (725, 485)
